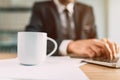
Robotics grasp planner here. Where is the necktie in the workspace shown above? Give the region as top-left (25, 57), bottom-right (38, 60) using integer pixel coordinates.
top-left (63, 8), bottom-right (75, 39)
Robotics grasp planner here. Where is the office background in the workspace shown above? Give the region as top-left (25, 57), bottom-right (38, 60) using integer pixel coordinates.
top-left (0, 0), bottom-right (119, 53)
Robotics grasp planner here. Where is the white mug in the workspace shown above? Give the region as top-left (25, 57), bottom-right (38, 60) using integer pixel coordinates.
top-left (17, 32), bottom-right (57, 65)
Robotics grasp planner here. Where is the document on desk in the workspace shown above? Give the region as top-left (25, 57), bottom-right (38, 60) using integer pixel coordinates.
top-left (0, 57), bottom-right (88, 80)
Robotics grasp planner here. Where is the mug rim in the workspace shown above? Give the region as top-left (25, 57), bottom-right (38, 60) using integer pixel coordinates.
top-left (18, 32), bottom-right (47, 35)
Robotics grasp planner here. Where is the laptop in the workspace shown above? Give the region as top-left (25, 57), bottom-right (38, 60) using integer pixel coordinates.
top-left (81, 53), bottom-right (120, 68)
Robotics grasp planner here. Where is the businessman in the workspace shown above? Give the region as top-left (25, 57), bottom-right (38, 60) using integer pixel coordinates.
top-left (26, 0), bottom-right (119, 60)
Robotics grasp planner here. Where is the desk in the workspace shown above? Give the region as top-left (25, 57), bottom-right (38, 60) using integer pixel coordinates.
top-left (0, 53), bottom-right (120, 80)
top-left (0, 52), bottom-right (16, 59)
top-left (81, 64), bottom-right (120, 80)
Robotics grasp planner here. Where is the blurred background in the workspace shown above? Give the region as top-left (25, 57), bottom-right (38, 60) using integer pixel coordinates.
top-left (0, 0), bottom-right (120, 53)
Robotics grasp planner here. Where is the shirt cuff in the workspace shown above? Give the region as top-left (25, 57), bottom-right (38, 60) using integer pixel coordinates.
top-left (59, 40), bottom-right (72, 56)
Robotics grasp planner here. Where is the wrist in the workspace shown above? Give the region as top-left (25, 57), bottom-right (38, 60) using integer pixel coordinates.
top-left (67, 41), bottom-right (74, 54)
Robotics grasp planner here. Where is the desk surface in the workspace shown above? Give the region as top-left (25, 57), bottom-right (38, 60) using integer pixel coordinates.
top-left (0, 53), bottom-right (120, 80)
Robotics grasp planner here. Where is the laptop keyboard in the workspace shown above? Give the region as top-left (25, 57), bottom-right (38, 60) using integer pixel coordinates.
top-left (92, 57), bottom-right (119, 63)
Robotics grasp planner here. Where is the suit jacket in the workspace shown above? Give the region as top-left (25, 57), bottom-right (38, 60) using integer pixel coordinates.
top-left (25, 1), bottom-right (97, 56)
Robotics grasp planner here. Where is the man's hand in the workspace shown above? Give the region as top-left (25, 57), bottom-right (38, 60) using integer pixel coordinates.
top-left (100, 38), bottom-right (119, 60)
top-left (67, 39), bottom-right (119, 60)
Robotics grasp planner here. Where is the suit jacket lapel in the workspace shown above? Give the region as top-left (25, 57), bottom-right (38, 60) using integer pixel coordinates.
top-left (74, 3), bottom-right (82, 39)
top-left (49, 1), bottom-right (63, 43)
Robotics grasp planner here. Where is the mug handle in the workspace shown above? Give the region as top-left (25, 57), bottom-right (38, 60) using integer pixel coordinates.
top-left (47, 37), bottom-right (58, 57)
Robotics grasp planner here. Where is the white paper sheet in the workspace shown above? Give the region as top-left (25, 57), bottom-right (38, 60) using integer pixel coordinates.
top-left (0, 56), bottom-right (88, 80)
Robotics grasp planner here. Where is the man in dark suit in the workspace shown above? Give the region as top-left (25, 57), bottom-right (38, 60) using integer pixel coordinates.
top-left (26, 0), bottom-right (119, 60)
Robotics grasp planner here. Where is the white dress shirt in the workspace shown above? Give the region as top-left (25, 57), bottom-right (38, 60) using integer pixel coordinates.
top-left (53, 0), bottom-right (75, 56)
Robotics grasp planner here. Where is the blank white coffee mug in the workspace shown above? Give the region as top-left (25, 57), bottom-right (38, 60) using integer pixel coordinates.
top-left (18, 32), bottom-right (57, 65)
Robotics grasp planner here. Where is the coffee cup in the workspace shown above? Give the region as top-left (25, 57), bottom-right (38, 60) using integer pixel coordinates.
top-left (17, 32), bottom-right (57, 65)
